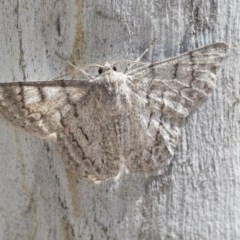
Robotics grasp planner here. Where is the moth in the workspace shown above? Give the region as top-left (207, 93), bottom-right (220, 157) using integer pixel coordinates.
top-left (0, 42), bottom-right (228, 182)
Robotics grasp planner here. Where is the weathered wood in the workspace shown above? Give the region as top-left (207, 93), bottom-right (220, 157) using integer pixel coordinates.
top-left (0, 0), bottom-right (239, 239)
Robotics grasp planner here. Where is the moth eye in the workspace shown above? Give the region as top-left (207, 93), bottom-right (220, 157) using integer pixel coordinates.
top-left (98, 67), bottom-right (103, 74)
top-left (113, 66), bottom-right (117, 71)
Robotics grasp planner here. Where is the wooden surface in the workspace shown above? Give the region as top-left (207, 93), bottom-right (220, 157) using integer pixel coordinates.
top-left (0, 0), bottom-right (239, 239)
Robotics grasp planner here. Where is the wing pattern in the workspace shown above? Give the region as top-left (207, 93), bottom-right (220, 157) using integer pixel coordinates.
top-left (0, 43), bottom-right (229, 182)
top-left (125, 42), bottom-right (228, 173)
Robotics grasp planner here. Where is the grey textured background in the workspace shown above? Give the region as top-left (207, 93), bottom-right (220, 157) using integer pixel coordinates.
top-left (0, 0), bottom-right (239, 239)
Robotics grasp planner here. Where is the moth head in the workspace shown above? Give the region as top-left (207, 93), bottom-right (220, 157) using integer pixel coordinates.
top-left (98, 63), bottom-right (117, 75)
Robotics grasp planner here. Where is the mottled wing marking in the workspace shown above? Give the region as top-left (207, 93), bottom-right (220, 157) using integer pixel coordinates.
top-left (56, 92), bottom-right (122, 181)
top-left (0, 80), bottom-right (90, 137)
top-left (0, 43), bottom-right (229, 182)
top-left (126, 42), bottom-right (228, 173)
top-left (0, 80), bottom-right (122, 181)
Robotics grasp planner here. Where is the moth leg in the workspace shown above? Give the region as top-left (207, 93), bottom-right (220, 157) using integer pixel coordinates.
top-left (124, 48), bottom-right (149, 73)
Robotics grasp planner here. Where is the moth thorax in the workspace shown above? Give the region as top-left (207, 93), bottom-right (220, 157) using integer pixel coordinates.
top-left (103, 73), bottom-right (128, 95)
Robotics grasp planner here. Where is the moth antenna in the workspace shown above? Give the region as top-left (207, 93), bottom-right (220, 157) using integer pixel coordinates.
top-left (62, 61), bottom-right (95, 80)
top-left (66, 62), bottom-right (103, 70)
top-left (113, 49), bottom-right (149, 66)
top-left (113, 60), bottom-right (147, 65)
top-left (124, 48), bottom-right (149, 73)
top-left (55, 52), bottom-right (102, 69)
top-left (55, 52), bottom-right (103, 80)
top-left (136, 48), bottom-right (149, 61)
top-left (113, 60), bottom-right (148, 74)
top-left (49, 69), bottom-right (90, 81)
top-left (50, 62), bottom-right (105, 81)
